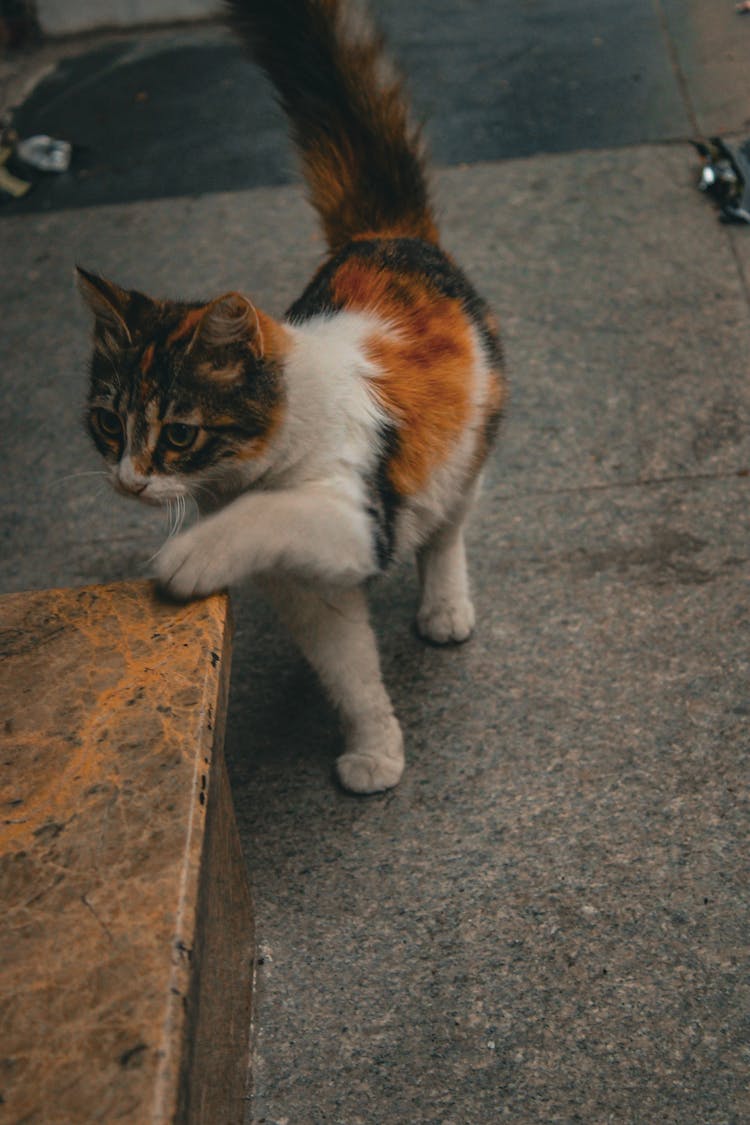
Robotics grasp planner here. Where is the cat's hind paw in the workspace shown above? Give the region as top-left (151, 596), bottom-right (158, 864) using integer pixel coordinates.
top-left (416, 596), bottom-right (475, 645)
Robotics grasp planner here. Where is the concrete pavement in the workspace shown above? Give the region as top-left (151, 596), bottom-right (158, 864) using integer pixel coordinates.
top-left (1, 3), bottom-right (749, 1122)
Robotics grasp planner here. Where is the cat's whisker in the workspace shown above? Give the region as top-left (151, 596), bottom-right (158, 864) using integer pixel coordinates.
top-left (143, 496), bottom-right (187, 569)
top-left (174, 495), bottom-right (187, 536)
top-left (161, 495), bottom-right (188, 538)
top-left (144, 543), bottom-right (165, 567)
top-left (190, 480), bottom-right (218, 501)
top-left (48, 470), bottom-right (111, 490)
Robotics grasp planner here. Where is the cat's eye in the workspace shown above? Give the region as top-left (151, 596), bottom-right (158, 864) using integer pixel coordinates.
top-left (95, 409), bottom-right (122, 439)
top-left (162, 422), bottom-right (199, 451)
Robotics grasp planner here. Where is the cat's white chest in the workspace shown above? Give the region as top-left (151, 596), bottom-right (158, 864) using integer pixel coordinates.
top-left (280, 311), bottom-right (388, 483)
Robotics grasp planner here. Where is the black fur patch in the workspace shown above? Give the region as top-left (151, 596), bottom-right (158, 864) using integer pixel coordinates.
top-left (367, 421), bottom-right (402, 569)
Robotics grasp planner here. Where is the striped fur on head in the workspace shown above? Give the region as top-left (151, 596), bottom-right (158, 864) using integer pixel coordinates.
top-left (77, 268), bottom-right (286, 501)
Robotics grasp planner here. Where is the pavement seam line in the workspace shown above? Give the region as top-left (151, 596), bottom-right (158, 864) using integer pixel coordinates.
top-left (489, 469), bottom-right (750, 502)
top-left (651, 0), bottom-right (700, 137)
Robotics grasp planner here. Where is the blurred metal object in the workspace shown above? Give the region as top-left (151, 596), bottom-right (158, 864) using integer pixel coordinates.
top-left (695, 136), bottom-right (750, 224)
top-left (15, 134), bottom-right (72, 173)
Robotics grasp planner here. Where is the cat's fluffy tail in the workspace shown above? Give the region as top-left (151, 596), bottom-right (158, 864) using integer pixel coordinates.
top-left (224, 0), bottom-right (439, 250)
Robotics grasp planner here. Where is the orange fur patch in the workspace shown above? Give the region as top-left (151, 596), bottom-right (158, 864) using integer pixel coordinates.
top-left (304, 144), bottom-right (439, 249)
top-left (472, 366), bottom-right (507, 472)
top-left (139, 343), bottom-right (155, 375)
top-left (166, 307), bottom-right (205, 347)
top-left (486, 367), bottom-right (507, 418)
top-left (132, 453), bottom-right (152, 475)
top-left (331, 259), bottom-right (473, 495)
top-left (484, 368), bottom-right (507, 427)
top-left (256, 309), bottom-right (291, 364)
top-left (197, 360), bottom-right (246, 385)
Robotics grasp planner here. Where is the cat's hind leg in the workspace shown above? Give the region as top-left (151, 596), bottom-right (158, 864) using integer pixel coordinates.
top-left (259, 577), bottom-right (404, 793)
top-left (416, 504), bottom-right (476, 645)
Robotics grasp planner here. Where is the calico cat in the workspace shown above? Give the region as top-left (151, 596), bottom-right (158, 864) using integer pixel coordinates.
top-left (78, 0), bottom-right (506, 793)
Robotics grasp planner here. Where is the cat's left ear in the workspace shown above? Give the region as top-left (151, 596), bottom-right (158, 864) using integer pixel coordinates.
top-left (188, 292), bottom-right (264, 358)
top-left (75, 266), bottom-right (133, 349)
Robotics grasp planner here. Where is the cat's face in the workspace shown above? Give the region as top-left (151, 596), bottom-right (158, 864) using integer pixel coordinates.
top-left (78, 268), bottom-right (285, 506)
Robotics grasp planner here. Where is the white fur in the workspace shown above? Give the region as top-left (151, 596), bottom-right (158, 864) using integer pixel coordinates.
top-left (258, 312), bottom-right (387, 486)
top-left (153, 309), bottom-right (491, 792)
top-left (258, 576), bottom-right (404, 792)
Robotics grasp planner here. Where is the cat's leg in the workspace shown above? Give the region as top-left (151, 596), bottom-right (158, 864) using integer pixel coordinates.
top-left (416, 498), bottom-right (477, 645)
top-left (259, 576), bottom-right (404, 794)
top-left (155, 485), bottom-right (378, 599)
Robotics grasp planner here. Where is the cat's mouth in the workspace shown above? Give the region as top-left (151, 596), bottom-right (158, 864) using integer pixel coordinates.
top-left (111, 475), bottom-right (183, 507)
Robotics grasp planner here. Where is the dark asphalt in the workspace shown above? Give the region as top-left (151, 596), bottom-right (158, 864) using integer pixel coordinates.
top-left (2, 0), bottom-right (697, 214)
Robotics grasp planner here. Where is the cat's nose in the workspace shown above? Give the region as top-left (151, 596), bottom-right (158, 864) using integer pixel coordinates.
top-left (117, 454), bottom-right (150, 496)
top-left (115, 477), bottom-right (149, 498)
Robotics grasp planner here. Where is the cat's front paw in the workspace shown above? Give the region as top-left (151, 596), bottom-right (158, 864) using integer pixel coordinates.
top-left (416, 596), bottom-right (475, 645)
top-left (337, 751), bottom-right (404, 794)
top-left (336, 716), bottom-right (404, 794)
top-left (155, 524), bottom-right (233, 601)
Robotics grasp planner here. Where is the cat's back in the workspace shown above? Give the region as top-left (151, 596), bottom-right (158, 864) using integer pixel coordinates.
top-left (287, 237), bottom-right (497, 349)
top-left (286, 237), bottom-right (506, 504)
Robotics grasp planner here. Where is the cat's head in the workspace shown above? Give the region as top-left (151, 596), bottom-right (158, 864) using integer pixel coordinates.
top-left (77, 268), bottom-right (287, 506)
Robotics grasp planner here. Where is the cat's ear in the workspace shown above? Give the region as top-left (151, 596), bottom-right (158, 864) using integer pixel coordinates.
top-left (76, 267), bottom-right (133, 350)
top-left (188, 292), bottom-right (264, 357)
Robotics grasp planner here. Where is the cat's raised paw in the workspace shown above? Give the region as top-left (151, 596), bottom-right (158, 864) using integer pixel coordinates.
top-left (416, 597), bottom-right (475, 645)
top-left (155, 525), bottom-right (232, 601)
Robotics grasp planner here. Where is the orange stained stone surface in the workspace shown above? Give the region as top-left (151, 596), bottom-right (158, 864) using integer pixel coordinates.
top-left (0, 580), bottom-right (239, 1124)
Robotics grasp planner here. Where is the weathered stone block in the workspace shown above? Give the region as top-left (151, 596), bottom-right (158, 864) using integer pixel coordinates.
top-left (0, 580), bottom-right (252, 1124)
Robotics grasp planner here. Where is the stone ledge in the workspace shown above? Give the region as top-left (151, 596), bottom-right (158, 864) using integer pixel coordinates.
top-left (0, 580), bottom-right (252, 1124)
top-left (34, 1), bottom-right (217, 38)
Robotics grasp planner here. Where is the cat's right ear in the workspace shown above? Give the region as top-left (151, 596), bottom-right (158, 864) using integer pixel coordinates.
top-left (75, 267), bottom-right (133, 351)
